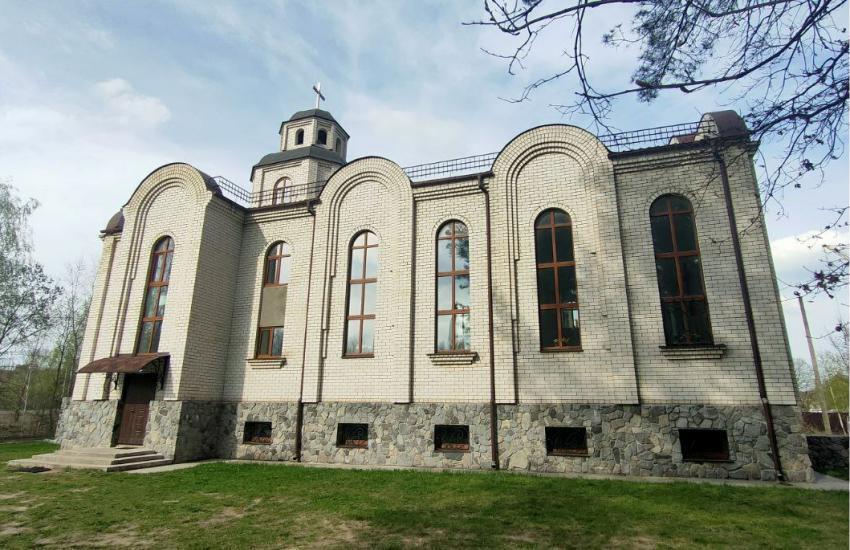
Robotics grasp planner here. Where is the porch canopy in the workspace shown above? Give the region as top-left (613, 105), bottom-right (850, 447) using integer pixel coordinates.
top-left (78, 353), bottom-right (169, 374)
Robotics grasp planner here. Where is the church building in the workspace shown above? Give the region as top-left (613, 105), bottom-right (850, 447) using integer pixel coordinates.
top-left (49, 92), bottom-right (813, 480)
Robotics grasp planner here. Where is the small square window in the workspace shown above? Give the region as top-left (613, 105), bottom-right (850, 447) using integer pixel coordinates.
top-left (243, 421), bottom-right (272, 445)
top-left (434, 425), bottom-right (470, 452)
top-left (545, 427), bottom-right (588, 456)
top-left (679, 429), bottom-right (730, 462)
top-left (336, 423), bottom-right (368, 448)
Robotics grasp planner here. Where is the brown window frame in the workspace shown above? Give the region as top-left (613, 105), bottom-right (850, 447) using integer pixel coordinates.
top-left (272, 178), bottom-right (291, 206)
top-left (344, 231), bottom-right (378, 357)
top-left (434, 424), bottom-right (470, 452)
top-left (336, 423), bottom-right (369, 449)
top-left (650, 195), bottom-right (713, 345)
top-left (255, 326), bottom-right (284, 359)
top-left (435, 220), bottom-right (471, 353)
top-left (534, 209), bottom-right (581, 351)
top-left (256, 242), bottom-right (290, 359)
top-left (264, 241), bottom-right (291, 287)
top-left (136, 236), bottom-right (174, 355)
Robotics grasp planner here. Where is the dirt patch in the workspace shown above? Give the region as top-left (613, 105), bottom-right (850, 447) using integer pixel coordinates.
top-left (0, 492), bottom-right (25, 500)
top-left (0, 522), bottom-right (31, 537)
top-left (69, 487), bottom-right (92, 493)
top-left (0, 505), bottom-right (29, 513)
top-left (198, 506), bottom-right (246, 527)
top-left (35, 525), bottom-right (156, 548)
top-left (608, 535), bottom-right (665, 549)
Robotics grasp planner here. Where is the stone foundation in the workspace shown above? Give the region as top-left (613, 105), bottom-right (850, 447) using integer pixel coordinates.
top-left (55, 398), bottom-right (120, 449)
top-left (57, 399), bottom-right (813, 481)
top-left (806, 435), bottom-right (849, 473)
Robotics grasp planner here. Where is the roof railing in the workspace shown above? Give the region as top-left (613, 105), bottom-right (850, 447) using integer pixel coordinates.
top-left (214, 118), bottom-right (715, 207)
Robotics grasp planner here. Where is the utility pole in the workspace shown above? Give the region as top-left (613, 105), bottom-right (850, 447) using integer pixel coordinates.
top-left (797, 296), bottom-right (833, 434)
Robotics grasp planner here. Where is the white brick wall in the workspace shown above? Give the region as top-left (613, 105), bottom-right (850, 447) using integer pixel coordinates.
top-left (75, 116), bottom-right (797, 409)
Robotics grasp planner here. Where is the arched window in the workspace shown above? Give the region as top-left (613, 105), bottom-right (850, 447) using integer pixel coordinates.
top-left (335, 138), bottom-right (341, 152)
top-left (317, 129), bottom-right (328, 146)
top-left (256, 242), bottom-right (291, 358)
top-left (436, 221), bottom-right (470, 352)
top-left (272, 178), bottom-right (291, 205)
top-left (650, 195), bottom-right (712, 345)
top-left (137, 236), bottom-right (174, 354)
top-left (345, 231), bottom-right (379, 356)
top-left (295, 129), bottom-right (304, 145)
top-left (534, 209), bottom-right (580, 350)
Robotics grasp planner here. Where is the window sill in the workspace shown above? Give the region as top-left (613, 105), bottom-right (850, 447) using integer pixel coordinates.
top-left (427, 352), bottom-right (479, 366)
top-left (246, 357), bottom-right (286, 369)
top-left (342, 353), bottom-right (374, 359)
top-left (659, 344), bottom-right (726, 360)
top-left (681, 458), bottom-right (734, 464)
top-left (336, 444), bottom-right (368, 449)
top-left (434, 447), bottom-right (470, 454)
top-left (540, 347), bottom-right (583, 353)
top-left (242, 441), bottom-right (272, 446)
top-left (547, 451), bottom-right (590, 458)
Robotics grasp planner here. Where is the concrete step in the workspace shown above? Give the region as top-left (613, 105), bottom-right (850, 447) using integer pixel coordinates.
top-left (8, 457), bottom-right (173, 472)
top-left (62, 447), bottom-right (158, 459)
top-left (6, 447), bottom-right (172, 472)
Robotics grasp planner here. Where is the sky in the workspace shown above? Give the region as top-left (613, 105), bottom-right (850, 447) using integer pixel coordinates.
top-left (0, 0), bottom-right (846, 362)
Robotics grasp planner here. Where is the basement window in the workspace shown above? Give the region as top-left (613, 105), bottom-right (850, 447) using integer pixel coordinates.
top-left (679, 429), bottom-right (730, 462)
top-left (434, 424), bottom-right (470, 452)
top-left (545, 427), bottom-right (589, 456)
top-left (243, 421), bottom-right (272, 445)
top-left (336, 423), bottom-right (368, 448)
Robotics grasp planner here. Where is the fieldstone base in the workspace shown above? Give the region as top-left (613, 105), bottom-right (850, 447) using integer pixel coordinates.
top-left (806, 435), bottom-right (849, 473)
top-left (55, 398), bottom-right (119, 449)
top-left (54, 399), bottom-right (813, 481)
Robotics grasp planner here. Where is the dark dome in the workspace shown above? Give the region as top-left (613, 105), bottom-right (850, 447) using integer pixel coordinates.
top-left (101, 210), bottom-right (124, 235)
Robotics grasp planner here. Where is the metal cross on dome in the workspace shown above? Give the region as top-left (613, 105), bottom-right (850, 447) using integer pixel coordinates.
top-left (312, 82), bottom-right (326, 109)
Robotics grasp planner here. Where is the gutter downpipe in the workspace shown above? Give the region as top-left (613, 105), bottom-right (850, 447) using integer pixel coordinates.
top-left (479, 174), bottom-right (500, 470)
top-left (294, 200), bottom-right (318, 461)
top-left (714, 147), bottom-right (786, 481)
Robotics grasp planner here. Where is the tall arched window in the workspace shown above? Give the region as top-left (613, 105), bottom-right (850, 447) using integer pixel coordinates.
top-left (534, 209), bottom-right (580, 350)
top-left (137, 236), bottom-right (174, 354)
top-left (436, 221), bottom-right (470, 352)
top-left (335, 138), bottom-right (341, 152)
top-left (295, 128), bottom-right (304, 145)
top-left (345, 231), bottom-right (379, 356)
top-left (272, 178), bottom-right (291, 206)
top-left (317, 129), bottom-right (328, 146)
top-left (650, 194), bottom-right (713, 345)
top-left (256, 242), bottom-right (291, 358)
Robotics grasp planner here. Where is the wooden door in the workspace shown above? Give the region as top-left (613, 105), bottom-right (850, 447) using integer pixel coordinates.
top-left (117, 373), bottom-right (157, 446)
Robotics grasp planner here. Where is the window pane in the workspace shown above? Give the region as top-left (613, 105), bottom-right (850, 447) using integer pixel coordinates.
top-left (437, 239), bottom-right (453, 272)
top-left (679, 256), bottom-right (704, 295)
top-left (350, 248), bottom-right (364, 279)
top-left (365, 247), bottom-right (379, 278)
top-left (454, 275), bottom-right (470, 309)
top-left (162, 253), bottom-right (173, 282)
top-left (348, 283), bottom-right (362, 315)
top-left (353, 232), bottom-right (366, 247)
top-left (363, 282), bottom-right (377, 315)
top-left (554, 227), bottom-right (574, 262)
top-left (669, 195), bottom-right (692, 212)
top-left (453, 222), bottom-right (468, 236)
top-left (454, 237), bottom-right (469, 272)
top-left (552, 210), bottom-right (570, 225)
top-left (278, 256), bottom-right (291, 284)
top-left (557, 266), bottom-right (578, 304)
top-left (536, 268), bottom-right (556, 305)
top-left (560, 309), bottom-right (581, 347)
top-left (649, 197), bottom-right (669, 216)
top-left (258, 329), bottom-right (270, 356)
top-left (539, 309), bottom-right (558, 349)
top-left (138, 321), bottom-right (153, 353)
top-left (674, 214), bottom-right (697, 251)
top-left (535, 229), bottom-right (553, 263)
top-left (271, 327), bottom-right (284, 356)
top-left (437, 315), bottom-right (452, 351)
top-left (650, 216), bottom-right (673, 253)
top-left (266, 258), bottom-right (278, 284)
top-left (153, 254), bottom-right (164, 281)
top-left (156, 286), bottom-right (168, 316)
top-left (346, 320), bottom-right (360, 354)
top-left (361, 319), bottom-right (375, 353)
top-left (437, 276), bottom-right (453, 310)
top-left (535, 211), bottom-right (551, 228)
top-left (438, 223), bottom-right (453, 238)
top-left (655, 258), bottom-right (679, 297)
top-left (150, 321), bottom-right (162, 353)
top-left (662, 302), bottom-right (687, 345)
top-left (144, 287), bottom-right (158, 318)
top-left (686, 301), bottom-right (712, 344)
top-left (454, 313), bottom-right (470, 350)
top-left (155, 238), bottom-right (170, 252)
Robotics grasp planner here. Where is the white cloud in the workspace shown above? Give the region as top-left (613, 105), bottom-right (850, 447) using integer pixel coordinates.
top-left (770, 229), bottom-right (847, 289)
top-left (94, 78), bottom-right (171, 127)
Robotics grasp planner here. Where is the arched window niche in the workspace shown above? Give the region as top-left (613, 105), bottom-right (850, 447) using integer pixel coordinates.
top-left (272, 178), bottom-right (292, 206)
top-left (344, 231), bottom-right (379, 356)
top-left (295, 128), bottom-right (304, 145)
top-left (335, 138), bottom-right (341, 152)
top-left (317, 129), bottom-right (328, 146)
top-left (256, 241), bottom-right (291, 358)
top-left (534, 209), bottom-right (581, 351)
top-left (137, 236), bottom-right (174, 354)
top-left (436, 220), bottom-right (471, 352)
top-left (649, 194), bottom-right (713, 345)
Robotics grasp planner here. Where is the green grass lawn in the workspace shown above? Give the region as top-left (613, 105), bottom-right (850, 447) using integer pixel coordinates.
top-left (1, 441), bottom-right (847, 549)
